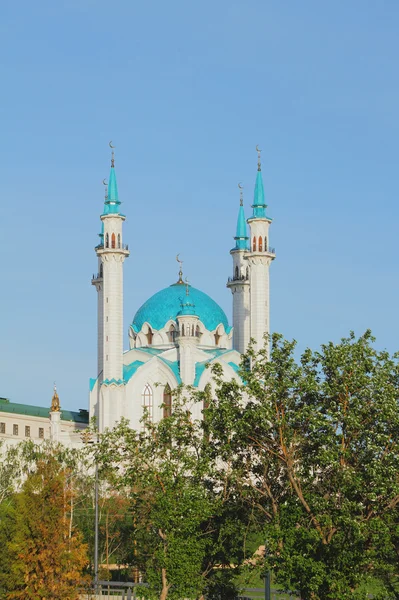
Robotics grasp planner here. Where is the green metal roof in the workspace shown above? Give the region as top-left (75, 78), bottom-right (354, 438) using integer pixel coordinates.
top-left (0, 399), bottom-right (89, 424)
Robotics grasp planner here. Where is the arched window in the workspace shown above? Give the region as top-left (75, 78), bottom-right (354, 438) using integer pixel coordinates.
top-left (168, 324), bottom-right (176, 342)
top-left (246, 266), bottom-right (249, 280)
top-left (181, 324), bottom-right (185, 336)
top-left (252, 236), bottom-right (256, 252)
top-left (100, 263), bottom-right (103, 277)
top-left (111, 233), bottom-right (116, 249)
top-left (235, 266), bottom-right (239, 279)
top-left (215, 331), bottom-right (221, 346)
top-left (258, 236), bottom-right (263, 252)
top-left (118, 233), bottom-right (121, 248)
top-left (163, 384), bottom-right (172, 418)
top-left (192, 324), bottom-right (195, 336)
top-left (265, 236), bottom-right (268, 252)
top-left (105, 233), bottom-right (109, 248)
top-left (196, 325), bottom-right (202, 339)
top-left (142, 384), bottom-right (153, 421)
top-left (146, 327), bottom-right (153, 345)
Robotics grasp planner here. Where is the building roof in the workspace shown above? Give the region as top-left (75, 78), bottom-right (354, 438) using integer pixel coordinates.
top-left (132, 283), bottom-right (231, 333)
top-left (0, 398), bottom-right (89, 424)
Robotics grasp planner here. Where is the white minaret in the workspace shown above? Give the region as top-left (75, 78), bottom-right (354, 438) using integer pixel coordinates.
top-left (247, 147), bottom-right (275, 351)
top-left (227, 184), bottom-right (250, 354)
top-left (176, 284), bottom-right (199, 385)
top-left (93, 145), bottom-right (129, 431)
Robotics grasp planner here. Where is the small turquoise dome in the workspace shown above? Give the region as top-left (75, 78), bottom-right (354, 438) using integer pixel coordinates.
top-left (132, 284), bottom-right (230, 333)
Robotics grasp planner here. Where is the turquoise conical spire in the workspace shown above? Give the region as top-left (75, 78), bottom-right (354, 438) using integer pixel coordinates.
top-left (234, 185), bottom-right (249, 250)
top-left (251, 146), bottom-right (268, 219)
top-left (103, 146), bottom-right (121, 215)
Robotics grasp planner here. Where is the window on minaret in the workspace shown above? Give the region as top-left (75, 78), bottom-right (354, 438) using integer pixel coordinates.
top-left (235, 266), bottom-right (239, 280)
top-left (100, 263), bottom-right (103, 277)
top-left (105, 233), bottom-right (109, 248)
top-left (258, 236), bottom-right (263, 252)
top-left (163, 384), bottom-right (172, 418)
top-left (142, 384), bottom-right (153, 421)
top-left (246, 266), bottom-right (249, 280)
top-left (111, 233), bottom-right (116, 249)
top-left (265, 236), bottom-right (268, 252)
top-left (252, 237), bottom-right (256, 252)
top-left (118, 233), bottom-right (121, 248)
top-left (146, 327), bottom-right (153, 345)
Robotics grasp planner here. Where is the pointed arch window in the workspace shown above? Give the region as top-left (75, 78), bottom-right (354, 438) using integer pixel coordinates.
top-left (181, 324), bottom-right (185, 336)
top-left (100, 263), bottom-right (103, 277)
top-left (196, 325), bottom-right (202, 339)
top-left (111, 233), bottom-right (116, 249)
top-left (258, 236), bottom-right (263, 252)
top-left (168, 324), bottom-right (176, 342)
top-left (146, 327), bottom-right (153, 345)
top-left (246, 266), bottom-right (249, 280)
top-left (264, 236), bottom-right (268, 252)
top-left (142, 384), bottom-right (153, 421)
top-left (235, 266), bottom-right (239, 279)
top-left (215, 331), bottom-right (221, 346)
top-left (105, 233), bottom-right (109, 248)
top-left (252, 236), bottom-right (256, 252)
top-left (163, 384), bottom-right (172, 418)
top-left (117, 233), bottom-right (121, 248)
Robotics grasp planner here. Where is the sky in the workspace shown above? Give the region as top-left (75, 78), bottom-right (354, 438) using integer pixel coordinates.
top-left (1, 1), bottom-right (398, 411)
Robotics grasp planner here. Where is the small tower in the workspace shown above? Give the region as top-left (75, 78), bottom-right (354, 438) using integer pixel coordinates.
top-left (49, 384), bottom-right (61, 442)
top-left (247, 147), bottom-right (275, 351)
top-left (226, 184), bottom-right (250, 354)
top-left (93, 144), bottom-right (129, 431)
top-left (176, 283), bottom-right (199, 385)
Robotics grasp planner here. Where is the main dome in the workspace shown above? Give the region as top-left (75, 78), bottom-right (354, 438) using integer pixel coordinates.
top-left (131, 284), bottom-right (230, 333)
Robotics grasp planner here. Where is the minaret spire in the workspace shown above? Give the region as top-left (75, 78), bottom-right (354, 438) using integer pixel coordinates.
top-left (235, 184), bottom-right (248, 250)
top-left (103, 142), bottom-right (120, 215)
top-left (256, 144), bottom-right (261, 171)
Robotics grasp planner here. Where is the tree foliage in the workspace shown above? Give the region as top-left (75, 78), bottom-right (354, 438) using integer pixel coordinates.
top-left (0, 455), bottom-right (88, 599)
top-left (206, 331), bottom-right (399, 599)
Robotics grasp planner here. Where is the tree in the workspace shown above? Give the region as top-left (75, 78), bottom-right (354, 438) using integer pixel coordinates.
top-left (206, 331), bottom-right (399, 599)
top-left (1, 456), bottom-right (89, 599)
top-left (96, 391), bottom-right (247, 600)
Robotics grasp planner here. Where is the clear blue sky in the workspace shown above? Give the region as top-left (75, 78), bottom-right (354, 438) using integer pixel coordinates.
top-left (1, 1), bottom-right (398, 410)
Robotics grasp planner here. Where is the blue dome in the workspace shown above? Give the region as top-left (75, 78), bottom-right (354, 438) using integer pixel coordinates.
top-left (132, 284), bottom-right (230, 333)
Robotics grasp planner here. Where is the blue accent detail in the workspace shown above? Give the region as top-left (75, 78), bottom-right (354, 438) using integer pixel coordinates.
top-left (123, 360), bottom-right (145, 382)
top-left (178, 288), bottom-right (197, 316)
top-left (89, 378), bottom-right (97, 392)
top-left (158, 357), bottom-right (182, 384)
top-left (228, 361), bottom-right (240, 374)
top-left (132, 284), bottom-right (230, 333)
top-left (194, 361), bottom-right (210, 387)
top-left (102, 166), bottom-right (121, 216)
top-left (235, 204), bottom-right (249, 250)
top-left (251, 170), bottom-right (270, 219)
top-left (102, 378), bottom-right (124, 386)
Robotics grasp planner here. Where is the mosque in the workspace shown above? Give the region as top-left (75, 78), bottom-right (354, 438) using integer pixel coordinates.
top-left (0, 147), bottom-right (275, 445)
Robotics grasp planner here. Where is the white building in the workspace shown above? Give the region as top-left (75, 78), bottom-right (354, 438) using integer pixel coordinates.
top-left (0, 147), bottom-right (275, 444)
top-left (90, 146), bottom-right (275, 433)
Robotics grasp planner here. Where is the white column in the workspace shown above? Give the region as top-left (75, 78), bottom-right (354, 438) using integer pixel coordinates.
top-left (50, 411), bottom-right (61, 442)
top-left (177, 316), bottom-right (199, 385)
top-left (227, 249), bottom-right (250, 354)
top-left (247, 218), bottom-right (275, 351)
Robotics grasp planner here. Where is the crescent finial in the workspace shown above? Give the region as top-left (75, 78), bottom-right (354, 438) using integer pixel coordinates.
top-left (109, 141), bottom-right (115, 149)
top-left (102, 178), bottom-right (108, 186)
top-left (176, 254), bottom-right (184, 284)
top-left (238, 182), bottom-right (243, 206)
top-left (256, 145), bottom-right (262, 171)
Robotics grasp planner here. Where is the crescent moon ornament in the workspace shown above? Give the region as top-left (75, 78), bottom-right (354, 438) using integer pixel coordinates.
top-left (238, 182), bottom-right (243, 190)
top-left (238, 182), bottom-right (243, 206)
top-left (102, 178), bottom-right (108, 186)
top-left (256, 145), bottom-right (262, 171)
top-left (109, 141), bottom-right (115, 149)
top-left (256, 144), bottom-right (261, 153)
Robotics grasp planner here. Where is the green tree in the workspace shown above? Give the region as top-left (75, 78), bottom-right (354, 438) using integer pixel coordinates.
top-left (206, 332), bottom-right (399, 599)
top-left (96, 391), bottom-right (247, 600)
top-left (0, 456), bottom-right (89, 599)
